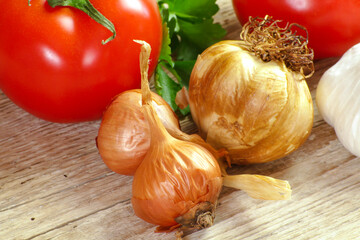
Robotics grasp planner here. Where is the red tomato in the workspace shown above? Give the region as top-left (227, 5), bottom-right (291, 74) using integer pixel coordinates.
top-left (232, 0), bottom-right (360, 59)
top-left (0, 0), bottom-right (162, 122)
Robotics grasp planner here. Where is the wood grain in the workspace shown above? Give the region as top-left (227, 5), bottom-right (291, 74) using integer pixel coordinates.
top-left (1, 0), bottom-right (359, 239)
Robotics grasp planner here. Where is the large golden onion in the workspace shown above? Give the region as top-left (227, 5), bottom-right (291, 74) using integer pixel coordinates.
top-left (188, 40), bottom-right (313, 164)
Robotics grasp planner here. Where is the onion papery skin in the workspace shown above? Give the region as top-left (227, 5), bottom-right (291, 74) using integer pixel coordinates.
top-left (188, 40), bottom-right (313, 164)
top-left (131, 138), bottom-right (222, 227)
top-left (97, 89), bottom-right (180, 175)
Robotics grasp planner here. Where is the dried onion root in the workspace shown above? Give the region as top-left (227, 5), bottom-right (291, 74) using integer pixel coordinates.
top-left (240, 15), bottom-right (314, 78)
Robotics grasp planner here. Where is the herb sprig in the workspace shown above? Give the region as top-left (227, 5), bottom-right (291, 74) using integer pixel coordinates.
top-left (155, 0), bottom-right (227, 116)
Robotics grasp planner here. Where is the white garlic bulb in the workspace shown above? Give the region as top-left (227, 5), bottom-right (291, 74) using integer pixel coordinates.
top-left (316, 43), bottom-right (360, 157)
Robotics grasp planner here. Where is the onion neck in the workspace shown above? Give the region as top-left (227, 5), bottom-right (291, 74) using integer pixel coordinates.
top-left (47, 0), bottom-right (116, 44)
top-left (143, 105), bottom-right (172, 145)
top-left (133, 40), bottom-right (152, 106)
top-left (134, 41), bottom-right (172, 144)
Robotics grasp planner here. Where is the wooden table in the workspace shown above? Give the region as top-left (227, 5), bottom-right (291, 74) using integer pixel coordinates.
top-left (1, 1), bottom-right (359, 239)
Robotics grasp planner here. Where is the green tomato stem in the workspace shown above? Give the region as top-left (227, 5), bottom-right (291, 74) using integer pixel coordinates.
top-left (47, 0), bottom-right (116, 44)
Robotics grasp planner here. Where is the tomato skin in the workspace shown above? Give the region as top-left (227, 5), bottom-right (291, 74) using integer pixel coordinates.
top-left (232, 0), bottom-right (360, 59)
top-left (0, 0), bottom-right (162, 122)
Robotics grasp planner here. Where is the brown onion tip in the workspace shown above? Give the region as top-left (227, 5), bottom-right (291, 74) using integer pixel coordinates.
top-left (240, 15), bottom-right (315, 78)
top-left (175, 202), bottom-right (216, 229)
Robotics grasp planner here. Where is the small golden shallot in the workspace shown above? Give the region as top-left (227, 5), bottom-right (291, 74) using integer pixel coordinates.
top-left (131, 41), bottom-right (223, 230)
top-left (132, 104), bottom-right (223, 229)
top-left (188, 16), bottom-right (314, 164)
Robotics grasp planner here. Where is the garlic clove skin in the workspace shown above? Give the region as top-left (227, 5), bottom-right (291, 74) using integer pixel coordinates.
top-left (316, 43), bottom-right (360, 157)
top-left (97, 89), bottom-right (179, 176)
top-left (189, 40), bottom-right (313, 164)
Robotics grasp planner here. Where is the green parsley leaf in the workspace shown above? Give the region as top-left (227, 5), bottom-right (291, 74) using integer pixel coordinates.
top-left (155, 0), bottom-right (226, 116)
top-left (173, 0), bottom-right (219, 20)
top-left (176, 19), bottom-right (226, 60)
top-left (155, 62), bottom-right (182, 112)
top-left (158, 22), bottom-right (174, 67)
top-left (173, 60), bottom-right (196, 88)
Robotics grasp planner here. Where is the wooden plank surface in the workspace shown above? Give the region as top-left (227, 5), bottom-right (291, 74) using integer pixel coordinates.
top-left (1, 0), bottom-right (359, 239)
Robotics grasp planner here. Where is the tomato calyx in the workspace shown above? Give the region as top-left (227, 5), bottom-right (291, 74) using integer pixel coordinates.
top-left (47, 0), bottom-right (116, 44)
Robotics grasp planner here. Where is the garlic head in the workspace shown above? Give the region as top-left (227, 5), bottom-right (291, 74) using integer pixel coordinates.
top-left (316, 43), bottom-right (360, 157)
